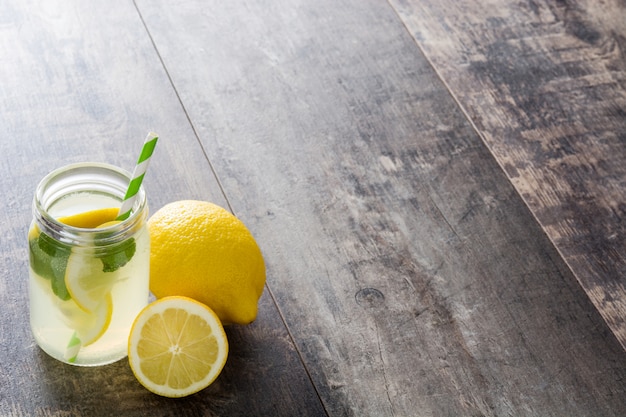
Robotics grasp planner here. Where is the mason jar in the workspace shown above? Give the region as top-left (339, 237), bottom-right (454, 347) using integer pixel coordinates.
top-left (28, 162), bottom-right (150, 366)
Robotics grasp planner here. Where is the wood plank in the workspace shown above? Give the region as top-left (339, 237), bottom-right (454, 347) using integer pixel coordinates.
top-left (137, 0), bottom-right (626, 415)
top-left (390, 0), bottom-right (626, 349)
top-left (0, 1), bottom-right (324, 415)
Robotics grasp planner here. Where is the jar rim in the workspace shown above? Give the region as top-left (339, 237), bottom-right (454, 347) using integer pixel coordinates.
top-left (32, 162), bottom-right (148, 246)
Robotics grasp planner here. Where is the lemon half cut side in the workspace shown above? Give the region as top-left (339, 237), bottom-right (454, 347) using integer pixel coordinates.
top-left (128, 296), bottom-right (229, 398)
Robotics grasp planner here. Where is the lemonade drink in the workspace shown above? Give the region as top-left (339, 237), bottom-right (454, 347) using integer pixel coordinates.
top-left (29, 163), bottom-right (150, 366)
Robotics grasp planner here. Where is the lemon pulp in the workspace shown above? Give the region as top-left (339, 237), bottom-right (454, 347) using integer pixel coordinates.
top-left (128, 296), bottom-right (229, 398)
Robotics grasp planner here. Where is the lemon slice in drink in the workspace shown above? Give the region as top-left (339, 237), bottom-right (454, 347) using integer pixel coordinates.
top-left (58, 207), bottom-right (120, 228)
top-left (58, 293), bottom-right (114, 346)
top-left (65, 248), bottom-right (119, 313)
top-left (78, 293), bottom-right (113, 346)
top-left (128, 296), bottom-right (229, 398)
top-left (97, 220), bottom-right (122, 229)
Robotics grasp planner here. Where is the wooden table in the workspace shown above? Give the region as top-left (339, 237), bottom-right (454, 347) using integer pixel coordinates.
top-left (1, 0), bottom-right (625, 415)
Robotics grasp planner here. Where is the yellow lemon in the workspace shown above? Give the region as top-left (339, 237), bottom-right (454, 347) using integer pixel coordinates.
top-left (28, 224), bottom-right (40, 240)
top-left (58, 207), bottom-right (120, 228)
top-left (65, 248), bottom-right (120, 313)
top-left (58, 293), bottom-right (113, 347)
top-left (148, 200), bottom-right (265, 325)
top-left (96, 220), bottom-right (122, 229)
top-left (63, 211), bottom-right (127, 313)
top-left (128, 296), bottom-right (228, 398)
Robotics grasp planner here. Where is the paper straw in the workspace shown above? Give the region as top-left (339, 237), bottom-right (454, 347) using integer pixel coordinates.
top-left (117, 132), bottom-right (159, 221)
top-left (64, 132), bottom-right (159, 363)
top-left (64, 333), bottom-right (81, 363)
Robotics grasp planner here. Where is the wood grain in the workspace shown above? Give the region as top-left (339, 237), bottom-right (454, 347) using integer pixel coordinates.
top-left (0, 1), bottom-right (324, 415)
top-left (1, 0), bottom-right (625, 415)
top-left (390, 0), bottom-right (626, 349)
top-left (136, 0), bottom-right (626, 415)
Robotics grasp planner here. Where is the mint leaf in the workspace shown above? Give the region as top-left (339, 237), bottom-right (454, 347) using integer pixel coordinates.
top-left (50, 255), bottom-right (71, 301)
top-left (29, 233), bottom-right (71, 301)
top-left (29, 237), bottom-right (54, 279)
top-left (29, 229), bottom-right (137, 301)
top-left (98, 238), bottom-right (136, 273)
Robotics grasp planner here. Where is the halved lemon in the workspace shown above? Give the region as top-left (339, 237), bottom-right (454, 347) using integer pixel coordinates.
top-left (128, 296), bottom-right (229, 398)
top-left (65, 248), bottom-right (119, 313)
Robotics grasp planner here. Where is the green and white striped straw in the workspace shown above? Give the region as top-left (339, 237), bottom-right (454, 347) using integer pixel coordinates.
top-left (117, 132), bottom-right (159, 221)
top-left (64, 333), bottom-right (81, 363)
top-left (64, 132), bottom-right (158, 364)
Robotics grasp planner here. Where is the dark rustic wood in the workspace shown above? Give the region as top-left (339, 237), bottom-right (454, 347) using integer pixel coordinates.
top-left (1, 0), bottom-right (625, 415)
top-left (135, 0), bottom-right (626, 415)
top-left (0, 1), bottom-right (323, 416)
top-left (390, 0), bottom-right (626, 350)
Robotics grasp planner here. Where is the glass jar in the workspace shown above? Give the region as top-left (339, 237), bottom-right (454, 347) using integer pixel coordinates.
top-left (28, 162), bottom-right (150, 366)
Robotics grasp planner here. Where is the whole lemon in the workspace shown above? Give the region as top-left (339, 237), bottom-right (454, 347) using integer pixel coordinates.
top-left (148, 200), bottom-right (265, 325)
